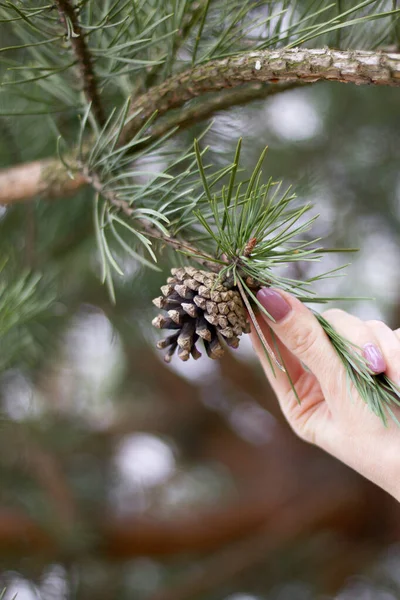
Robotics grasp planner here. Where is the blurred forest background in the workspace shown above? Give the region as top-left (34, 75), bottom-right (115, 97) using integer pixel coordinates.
top-left (1, 1), bottom-right (400, 599)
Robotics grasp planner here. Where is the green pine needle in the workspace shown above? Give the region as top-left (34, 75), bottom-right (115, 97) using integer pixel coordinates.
top-left (194, 141), bottom-right (400, 426)
top-left (0, 259), bottom-right (55, 371)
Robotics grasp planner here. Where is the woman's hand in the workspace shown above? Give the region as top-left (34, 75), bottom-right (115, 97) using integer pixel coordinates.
top-left (251, 287), bottom-right (400, 501)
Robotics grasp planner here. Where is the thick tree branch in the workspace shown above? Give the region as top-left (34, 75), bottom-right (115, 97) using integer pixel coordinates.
top-left (0, 473), bottom-right (372, 561)
top-left (1, 48), bottom-right (399, 206)
top-left (121, 48), bottom-right (400, 142)
top-left (55, 0), bottom-right (105, 126)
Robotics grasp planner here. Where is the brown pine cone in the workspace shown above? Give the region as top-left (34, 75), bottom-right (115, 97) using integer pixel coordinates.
top-left (152, 267), bottom-right (251, 362)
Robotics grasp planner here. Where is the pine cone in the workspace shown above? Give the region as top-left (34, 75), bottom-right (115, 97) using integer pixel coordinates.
top-left (152, 267), bottom-right (251, 363)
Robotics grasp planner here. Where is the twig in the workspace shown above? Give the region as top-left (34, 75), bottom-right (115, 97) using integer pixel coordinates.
top-left (85, 168), bottom-right (220, 271)
top-left (141, 221), bottom-right (221, 272)
top-left (55, 0), bottom-right (105, 127)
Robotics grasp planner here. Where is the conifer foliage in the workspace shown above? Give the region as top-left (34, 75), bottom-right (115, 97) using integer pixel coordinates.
top-left (1, 0), bottom-right (400, 426)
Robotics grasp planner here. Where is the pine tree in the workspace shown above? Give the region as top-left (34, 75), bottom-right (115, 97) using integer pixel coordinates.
top-left (1, 1), bottom-right (400, 596)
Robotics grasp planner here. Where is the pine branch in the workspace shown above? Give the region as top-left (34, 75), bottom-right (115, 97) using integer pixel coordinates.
top-left (85, 168), bottom-right (220, 272)
top-left (184, 142), bottom-right (400, 425)
top-left (0, 85), bottom-right (294, 205)
top-left (1, 48), bottom-right (399, 205)
top-left (55, 0), bottom-right (105, 126)
top-left (121, 48), bottom-right (400, 142)
top-left (0, 266), bottom-right (55, 371)
top-left (0, 461), bottom-right (368, 560)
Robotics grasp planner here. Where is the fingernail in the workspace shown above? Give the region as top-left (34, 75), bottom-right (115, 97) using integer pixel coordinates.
top-left (256, 288), bottom-right (291, 322)
top-left (362, 343), bottom-right (386, 374)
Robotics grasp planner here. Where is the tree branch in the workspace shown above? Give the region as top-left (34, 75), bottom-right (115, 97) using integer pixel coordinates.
top-left (0, 471), bottom-right (371, 561)
top-left (121, 48), bottom-right (400, 143)
top-left (1, 48), bottom-right (399, 206)
top-left (143, 81), bottom-right (305, 142)
top-left (141, 221), bottom-right (222, 272)
top-left (0, 84), bottom-right (296, 206)
top-left (0, 159), bottom-right (87, 204)
top-left (55, 0), bottom-right (105, 127)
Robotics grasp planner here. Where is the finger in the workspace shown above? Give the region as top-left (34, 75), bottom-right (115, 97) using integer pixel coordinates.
top-left (322, 309), bottom-right (386, 375)
top-left (256, 288), bottom-right (342, 382)
top-left (365, 320), bottom-right (400, 383)
top-left (251, 310), bottom-right (331, 444)
top-left (251, 311), bottom-right (307, 393)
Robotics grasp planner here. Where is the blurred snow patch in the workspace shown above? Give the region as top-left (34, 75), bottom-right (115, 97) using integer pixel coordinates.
top-left (264, 90), bottom-right (323, 141)
top-left (1, 371), bottom-right (43, 421)
top-left (115, 433), bottom-right (175, 487)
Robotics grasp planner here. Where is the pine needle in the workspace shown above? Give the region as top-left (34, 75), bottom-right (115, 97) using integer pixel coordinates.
top-left (193, 143), bottom-right (400, 426)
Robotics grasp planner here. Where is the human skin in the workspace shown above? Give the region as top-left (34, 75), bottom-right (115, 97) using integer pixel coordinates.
top-left (251, 287), bottom-right (400, 501)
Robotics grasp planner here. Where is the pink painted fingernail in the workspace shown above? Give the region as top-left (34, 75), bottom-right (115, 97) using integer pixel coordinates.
top-left (362, 343), bottom-right (386, 374)
top-left (256, 288), bottom-right (291, 322)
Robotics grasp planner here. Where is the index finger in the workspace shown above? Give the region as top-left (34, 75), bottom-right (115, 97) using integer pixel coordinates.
top-left (251, 312), bottom-right (308, 398)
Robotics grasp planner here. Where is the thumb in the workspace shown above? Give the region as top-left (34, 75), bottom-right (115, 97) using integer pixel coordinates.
top-left (256, 287), bottom-right (341, 378)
